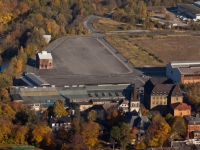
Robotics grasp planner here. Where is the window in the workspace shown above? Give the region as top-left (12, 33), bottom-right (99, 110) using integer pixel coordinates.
top-left (176, 97), bottom-right (178, 100)
top-left (132, 103), bottom-right (135, 107)
top-left (160, 96), bottom-right (162, 99)
top-left (156, 101), bottom-right (158, 104)
top-left (160, 101), bottom-right (162, 105)
top-left (152, 101), bottom-right (155, 104)
top-left (152, 97), bottom-right (155, 99)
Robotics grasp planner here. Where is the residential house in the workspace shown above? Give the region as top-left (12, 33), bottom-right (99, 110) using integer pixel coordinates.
top-left (129, 85), bottom-right (140, 113)
top-left (50, 116), bottom-right (71, 131)
top-left (144, 77), bottom-right (183, 114)
top-left (36, 51), bottom-right (53, 69)
top-left (184, 114), bottom-right (200, 139)
top-left (170, 102), bottom-right (191, 117)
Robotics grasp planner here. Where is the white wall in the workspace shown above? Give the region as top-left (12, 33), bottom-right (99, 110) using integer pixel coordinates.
top-left (166, 63), bottom-right (181, 83)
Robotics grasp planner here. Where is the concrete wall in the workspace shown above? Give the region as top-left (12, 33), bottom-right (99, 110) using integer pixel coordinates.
top-left (166, 63), bottom-right (181, 83)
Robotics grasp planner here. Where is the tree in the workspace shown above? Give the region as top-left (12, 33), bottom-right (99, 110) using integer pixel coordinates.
top-left (110, 126), bottom-right (121, 142)
top-left (135, 140), bottom-right (146, 150)
top-left (69, 132), bottom-right (87, 150)
top-left (0, 119), bottom-right (13, 143)
top-left (31, 124), bottom-right (52, 144)
top-left (119, 123), bottom-right (133, 149)
top-left (169, 116), bottom-right (186, 139)
top-left (53, 100), bottom-right (68, 117)
top-left (0, 88), bottom-right (10, 103)
top-left (146, 121), bottom-right (171, 147)
top-left (81, 121), bottom-right (100, 148)
top-left (165, 113), bottom-right (173, 123)
top-left (15, 106), bottom-right (37, 125)
top-left (164, 13), bottom-right (171, 20)
top-left (0, 103), bottom-right (16, 120)
top-left (74, 108), bottom-right (81, 120)
top-left (107, 108), bottom-right (125, 127)
top-left (87, 110), bottom-right (98, 122)
top-left (12, 125), bottom-right (28, 145)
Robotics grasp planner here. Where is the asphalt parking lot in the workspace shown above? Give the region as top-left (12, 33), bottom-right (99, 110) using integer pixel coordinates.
top-left (27, 36), bottom-right (146, 86)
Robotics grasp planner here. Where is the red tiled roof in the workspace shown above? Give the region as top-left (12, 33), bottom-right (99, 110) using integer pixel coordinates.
top-left (171, 102), bottom-right (191, 110)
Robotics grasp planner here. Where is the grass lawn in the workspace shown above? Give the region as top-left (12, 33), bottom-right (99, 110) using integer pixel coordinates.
top-left (92, 18), bottom-right (135, 32)
top-left (105, 34), bottom-right (200, 67)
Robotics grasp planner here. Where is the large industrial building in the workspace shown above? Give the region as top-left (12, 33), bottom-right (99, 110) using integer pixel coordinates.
top-left (166, 61), bottom-right (200, 84)
top-left (10, 84), bottom-right (133, 111)
top-left (178, 2), bottom-right (200, 20)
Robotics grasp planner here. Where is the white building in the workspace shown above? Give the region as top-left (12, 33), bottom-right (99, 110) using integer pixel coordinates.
top-left (166, 61), bottom-right (200, 84)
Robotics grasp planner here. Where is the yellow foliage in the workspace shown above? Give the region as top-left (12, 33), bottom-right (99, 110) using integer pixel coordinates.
top-left (32, 125), bottom-right (52, 143)
top-left (81, 122), bottom-right (100, 147)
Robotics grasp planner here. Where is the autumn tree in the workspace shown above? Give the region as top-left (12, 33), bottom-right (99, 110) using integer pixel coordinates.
top-left (53, 100), bottom-right (68, 117)
top-left (81, 121), bottom-right (100, 148)
top-left (106, 108), bottom-right (125, 127)
top-left (12, 125), bottom-right (28, 145)
top-left (31, 124), bottom-right (52, 145)
top-left (87, 110), bottom-right (98, 122)
top-left (0, 119), bottom-right (13, 143)
top-left (69, 132), bottom-right (87, 150)
top-left (0, 88), bottom-right (10, 103)
top-left (0, 103), bottom-right (16, 120)
top-left (145, 112), bottom-right (171, 147)
top-left (135, 140), bottom-right (146, 150)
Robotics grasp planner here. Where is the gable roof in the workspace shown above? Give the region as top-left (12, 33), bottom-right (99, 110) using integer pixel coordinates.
top-left (50, 116), bottom-right (71, 124)
top-left (171, 102), bottom-right (191, 110)
top-left (102, 103), bottom-right (119, 112)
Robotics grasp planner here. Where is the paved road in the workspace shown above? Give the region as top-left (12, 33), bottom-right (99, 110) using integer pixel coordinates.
top-left (83, 15), bottom-right (166, 81)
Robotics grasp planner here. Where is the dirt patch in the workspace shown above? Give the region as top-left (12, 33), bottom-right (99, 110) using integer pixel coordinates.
top-left (105, 35), bottom-right (200, 67)
top-left (93, 18), bottom-right (134, 32)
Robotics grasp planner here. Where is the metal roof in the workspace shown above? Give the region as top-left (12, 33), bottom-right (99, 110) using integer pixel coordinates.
top-left (20, 73), bottom-right (50, 86)
top-left (38, 51), bottom-right (52, 59)
top-left (178, 4), bottom-right (200, 14)
top-left (179, 67), bottom-right (200, 75)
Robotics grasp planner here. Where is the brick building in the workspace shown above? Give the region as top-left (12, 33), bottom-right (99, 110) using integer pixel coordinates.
top-left (36, 51), bottom-right (53, 69)
top-left (166, 61), bottom-right (200, 84)
top-left (170, 102), bottom-right (191, 117)
top-left (184, 114), bottom-right (200, 139)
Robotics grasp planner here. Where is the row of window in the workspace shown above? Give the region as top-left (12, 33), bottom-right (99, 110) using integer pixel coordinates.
top-left (131, 103), bottom-right (139, 107)
top-left (152, 96), bottom-right (167, 99)
top-left (152, 101), bottom-right (167, 105)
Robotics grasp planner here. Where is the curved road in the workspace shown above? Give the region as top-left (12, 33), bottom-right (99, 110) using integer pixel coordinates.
top-left (84, 15), bottom-right (148, 84)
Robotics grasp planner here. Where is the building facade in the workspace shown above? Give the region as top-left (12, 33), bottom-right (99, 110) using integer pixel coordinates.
top-left (166, 61), bottom-right (200, 84)
top-left (129, 86), bottom-right (140, 113)
top-left (36, 51), bottom-right (53, 69)
top-left (144, 78), bottom-right (183, 114)
top-left (184, 114), bottom-right (200, 139)
top-left (170, 102), bottom-right (191, 117)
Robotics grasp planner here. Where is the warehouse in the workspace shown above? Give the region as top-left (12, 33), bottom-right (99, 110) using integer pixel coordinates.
top-left (178, 4), bottom-right (200, 19)
top-left (166, 61), bottom-right (200, 84)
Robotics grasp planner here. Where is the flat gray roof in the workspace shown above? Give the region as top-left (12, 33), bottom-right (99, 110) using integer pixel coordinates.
top-left (20, 73), bottom-right (50, 86)
top-left (178, 4), bottom-right (200, 14)
top-left (179, 67), bottom-right (200, 75)
top-left (38, 51), bottom-right (52, 59)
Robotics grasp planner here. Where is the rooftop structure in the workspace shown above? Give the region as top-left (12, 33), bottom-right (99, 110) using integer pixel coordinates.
top-left (38, 51), bottom-right (52, 59)
top-left (144, 77), bottom-right (183, 114)
top-left (36, 51), bottom-right (53, 69)
top-left (10, 83), bottom-right (133, 111)
top-left (20, 73), bottom-right (50, 86)
top-left (171, 102), bottom-right (191, 117)
top-left (166, 61), bottom-right (200, 84)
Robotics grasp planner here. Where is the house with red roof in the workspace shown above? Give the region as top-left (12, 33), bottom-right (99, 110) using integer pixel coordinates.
top-left (170, 102), bottom-right (191, 117)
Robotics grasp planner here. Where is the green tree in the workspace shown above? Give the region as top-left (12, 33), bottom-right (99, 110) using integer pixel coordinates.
top-left (53, 100), bottom-right (68, 117)
top-left (170, 116), bottom-right (186, 139)
top-left (119, 123), bottom-right (133, 149)
top-left (110, 126), bottom-right (121, 142)
top-left (74, 108), bottom-right (81, 120)
top-left (15, 106), bottom-right (37, 125)
top-left (87, 110), bottom-right (98, 122)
